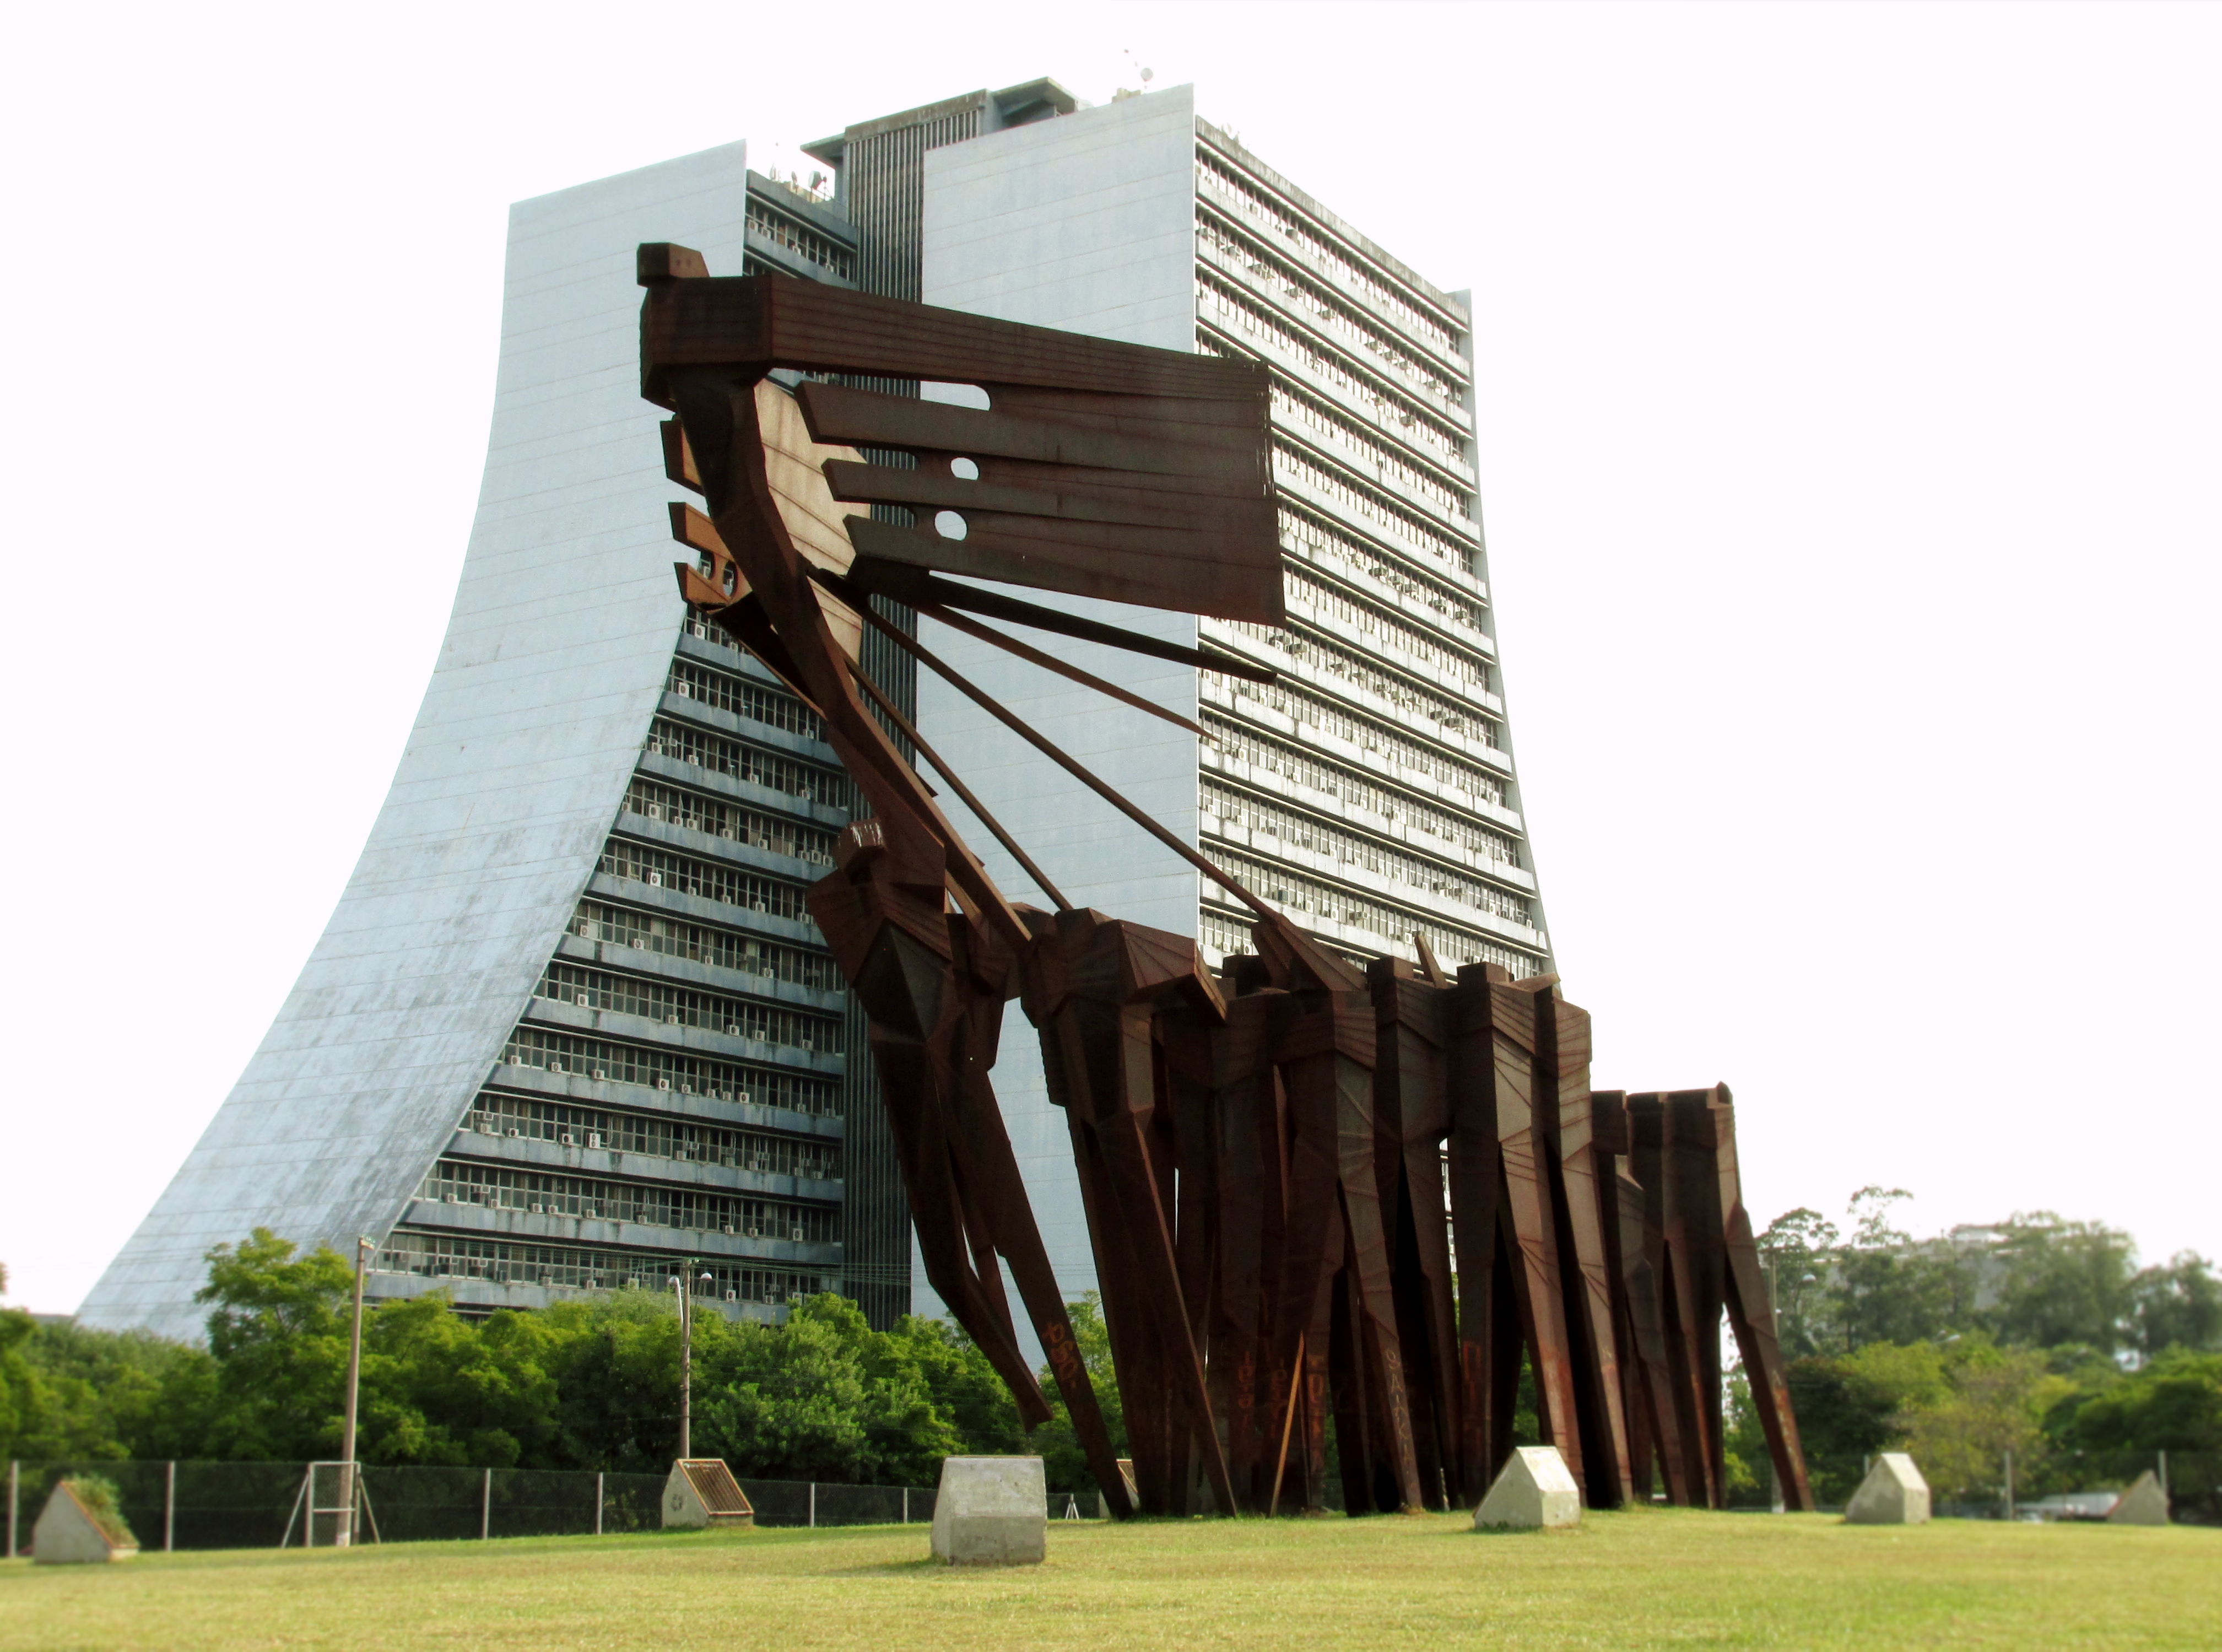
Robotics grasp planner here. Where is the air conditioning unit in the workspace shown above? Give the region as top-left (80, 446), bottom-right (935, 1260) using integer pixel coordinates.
top-left (726, 1289), bottom-right (738, 1302)
top-left (505, 1127), bottom-right (521, 1138)
top-left (746, 1226), bottom-right (761, 1239)
top-left (530, 1202), bottom-right (544, 1214)
top-left (560, 1131), bottom-right (575, 1146)
top-left (647, 871), bottom-right (663, 887)
top-left (666, 1013), bottom-right (680, 1026)
top-left (726, 1023), bottom-right (740, 1036)
top-left (790, 1227), bottom-right (806, 1243)
top-left (722, 1224), bottom-right (735, 1235)
top-left (575, 994), bottom-right (590, 1008)
top-left (630, 937), bottom-right (646, 949)
top-left (442, 1192), bottom-right (457, 1204)
top-left (587, 1131), bottom-right (603, 1148)
top-left (657, 1078), bottom-right (671, 1091)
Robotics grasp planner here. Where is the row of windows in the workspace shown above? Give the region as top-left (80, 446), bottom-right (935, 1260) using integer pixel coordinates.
top-left (623, 775), bottom-right (836, 866)
top-left (1217, 616), bottom-right (1500, 743)
top-left (569, 899), bottom-right (841, 991)
top-left (1194, 272), bottom-right (1466, 463)
top-left (1204, 674), bottom-right (1509, 806)
top-left (1267, 378), bottom-right (1469, 519)
top-left (1280, 504), bottom-right (1486, 634)
top-left (668, 659), bottom-right (826, 742)
top-left (1205, 716), bottom-right (1521, 865)
top-left (466, 1092), bottom-right (840, 1181)
top-left (1196, 147), bottom-right (1464, 358)
top-left (419, 1159), bottom-right (839, 1243)
top-left (537, 962), bottom-right (844, 1055)
top-left (646, 717), bottom-right (843, 807)
top-left (1203, 781), bottom-right (1532, 925)
top-left (598, 838), bottom-right (812, 923)
top-left (1283, 564), bottom-right (1491, 693)
top-left (1196, 219), bottom-right (1465, 413)
top-left (744, 195), bottom-right (855, 280)
top-left (1205, 846), bottom-right (1544, 976)
top-left (1274, 441), bottom-right (1476, 577)
top-left (377, 1230), bottom-right (834, 1303)
top-left (500, 1026), bottom-right (840, 1117)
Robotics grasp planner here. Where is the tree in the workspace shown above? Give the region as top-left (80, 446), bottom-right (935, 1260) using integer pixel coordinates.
top-left (2129, 1253), bottom-right (2222, 1357)
top-left (1756, 1208), bottom-right (1838, 1359)
top-left (1889, 1342), bottom-right (2069, 1505)
top-left (1980, 1213), bottom-right (2137, 1353)
top-left (1831, 1189), bottom-right (1963, 1351)
top-left (192, 1229), bottom-right (356, 1460)
top-left (1785, 1339), bottom-right (1951, 1503)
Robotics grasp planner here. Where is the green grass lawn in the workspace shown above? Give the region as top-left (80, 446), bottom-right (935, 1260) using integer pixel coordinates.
top-left (3, 1509), bottom-right (2216, 1650)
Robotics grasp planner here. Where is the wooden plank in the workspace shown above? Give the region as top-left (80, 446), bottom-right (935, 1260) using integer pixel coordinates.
top-left (822, 458), bottom-right (1263, 530)
top-left (798, 383), bottom-right (1266, 481)
top-left (644, 271), bottom-right (1268, 401)
top-left (847, 515), bottom-right (1283, 625)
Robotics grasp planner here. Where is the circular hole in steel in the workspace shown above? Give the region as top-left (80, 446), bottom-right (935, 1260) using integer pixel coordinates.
top-left (950, 456), bottom-right (980, 481)
top-left (933, 510), bottom-right (969, 541)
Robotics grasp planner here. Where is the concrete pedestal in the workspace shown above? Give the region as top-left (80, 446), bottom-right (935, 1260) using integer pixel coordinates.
top-left (33, 1483), bottom-right (138, 1564)
top-left (1473, 1446), bottom-right (1582, 1530)
top-left (1845, 1454), bottom-right (1931, 1525)
top-left (2109, 1470), bottom-right (2169, 1525)
top-left (931, 1456), bottom-right (1046, 1565)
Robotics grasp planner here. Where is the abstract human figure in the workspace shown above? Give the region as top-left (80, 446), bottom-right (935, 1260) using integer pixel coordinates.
top-left (636, 244), bottom-right (1813, 1517)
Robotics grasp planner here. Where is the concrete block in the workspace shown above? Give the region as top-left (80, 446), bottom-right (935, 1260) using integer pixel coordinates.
top-left (33, 1482), bottom-right (138, 1564)
top-left (1845, 1453), bottom-right (1931, 1525)
top-left (931, 1456), bottom-right (1047, 1565)
top-left (1473, 1446), bottom-right (1582, 1530)
top-left (662, 1459), bottom-right (755, 1529)
top-left (2108, 1470), bottom-right (2170, 1525)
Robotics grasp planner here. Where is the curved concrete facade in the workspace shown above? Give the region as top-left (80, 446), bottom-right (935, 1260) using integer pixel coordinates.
top-left (82, 145), bottom-right (760, 1339)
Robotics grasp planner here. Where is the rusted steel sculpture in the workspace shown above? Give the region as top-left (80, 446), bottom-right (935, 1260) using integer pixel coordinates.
top-left (636, 246), bottom-right (1812, 1515)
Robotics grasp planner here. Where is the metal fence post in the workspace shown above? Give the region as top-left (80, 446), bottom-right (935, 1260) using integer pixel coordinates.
top-left (7, 1460), bottom-right (16, 1559)
top-left (808, 1482), bottom-right (816, 1529)
top-left (2003, 1450), bottom-right (2015, 1522)
top-left (2159, 1450), bottom-right (2169, 1498)
top-left (596, 1472), bottom-right (604, 1537)
top-left (481, 1469), bottom-right (491, 1541)
top-left (902, 1486), bottom-right (909, 1524)
top-left (165, 1461), bottom-right (176, 1553)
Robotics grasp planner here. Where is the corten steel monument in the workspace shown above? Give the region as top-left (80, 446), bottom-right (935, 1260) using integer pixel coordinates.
top-left (637, 246), bottom-right (1812, 1516)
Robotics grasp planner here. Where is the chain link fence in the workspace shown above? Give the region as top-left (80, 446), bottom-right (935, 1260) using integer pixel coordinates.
top-left (4, 1460), bottom-right (1108, 1554)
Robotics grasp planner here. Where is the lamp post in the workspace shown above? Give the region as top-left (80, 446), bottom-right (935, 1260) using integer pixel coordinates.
top-left (337, 1235), bottom-right (373, 1546)
top-left (671, 1267), bottom-right (716, 1461)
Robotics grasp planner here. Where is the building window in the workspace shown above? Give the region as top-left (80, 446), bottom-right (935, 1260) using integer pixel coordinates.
top-left (568, 899), bottom-right (842, 991)
top-left (536, 963), bottom-right (844, 1055)
top-left (499, 1028), bottom-right (839, 1117)
top-left (464, 1090), bottom-right (840, 1180)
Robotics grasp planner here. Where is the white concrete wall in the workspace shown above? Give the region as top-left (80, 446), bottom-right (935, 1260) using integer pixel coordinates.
top-left (80, 145), bottom-right (749, 1339)
top-left (919, 89), bottom-right (1202, 1315)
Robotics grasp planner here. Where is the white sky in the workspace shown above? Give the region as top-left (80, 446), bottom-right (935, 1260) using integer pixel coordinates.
top-left (2, 3), bottom-right (2215, 1315)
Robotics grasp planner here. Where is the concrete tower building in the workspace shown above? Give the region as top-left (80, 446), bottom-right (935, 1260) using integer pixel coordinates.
top-left (83, 78), bottom-right (1551, 1343)
top-left (82, 147), bottom-right (911, 1339)
top-left (820, 84), bottom-right (1555, 1311)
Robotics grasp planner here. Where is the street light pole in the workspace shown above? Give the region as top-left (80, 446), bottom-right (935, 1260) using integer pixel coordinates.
top-left (338, 1235), bottom-right (372, 1547)
top-left (672, 1268), bottom-right (693, 1461)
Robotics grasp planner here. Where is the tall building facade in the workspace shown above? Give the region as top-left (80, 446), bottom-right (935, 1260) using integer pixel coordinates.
top-left (82, 146), bottom-right (910, 1338)
top-left (895, 85), bottom-right (1554, 1310)
top-left (82, 79), bottom-right (1553, 1345)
